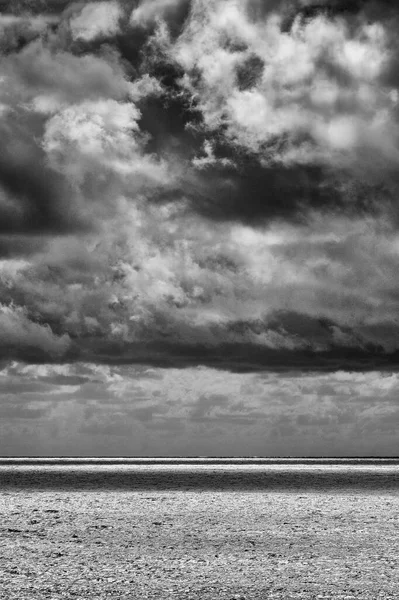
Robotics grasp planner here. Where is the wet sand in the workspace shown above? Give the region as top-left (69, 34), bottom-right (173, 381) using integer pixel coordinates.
top-left (1, 490), bottom-right (398, 599)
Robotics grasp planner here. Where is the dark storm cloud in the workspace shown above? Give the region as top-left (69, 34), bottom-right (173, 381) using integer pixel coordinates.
top-left (185, 161), bottom-right (374, 226)
top-left (63, 335), bottom-right (397, 374)
top-left (0, 115), bottom-right (78, 235)
top-left (0, 0), bottom-right (70, 14)
top-left (0, 236), bottom-right (45, 258)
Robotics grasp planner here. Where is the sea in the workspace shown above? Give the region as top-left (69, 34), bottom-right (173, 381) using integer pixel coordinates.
top-left (1, 457), bottom-right (399, 492)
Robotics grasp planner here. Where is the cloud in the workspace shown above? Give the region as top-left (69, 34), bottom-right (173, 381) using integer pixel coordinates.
top-left (0, 39), bottom-right (147, 243)
top-left (0, 25), bottom-right (176, 248)
top-left (42, 98), bottom-right (169, 188)
top-left (169, 0), bottom-right (398, 174)
top-left (2, 1), bottom-right (399, 458)
top-left (131, 0), bottom-right (186, 27)
top-left (69, 2), bottom-right (123, 42)
top-left (1, 192), bottom-right (399, 370)
top-left (1, 362), bottom-right (399, 455)
top-left (1, 0), bottom-right (399, 375)
top-left (3, 41), bottom-right (134, 106)
top-left (0, 108), bottom-right (75, 236)
top-left (190, 393), bottom-right (229, 421)
top-left (0, 405), bottom-right (48, 419)
top-left (0, 13), bottom-right (58, 54)
top-left (0, 1), bottom-right (70, 15)
top-left (0, 304), bottom-right (70, 360)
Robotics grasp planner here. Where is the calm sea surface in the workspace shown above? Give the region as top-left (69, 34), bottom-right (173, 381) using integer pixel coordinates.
top-left (0, 458), bottom-right (399, 492)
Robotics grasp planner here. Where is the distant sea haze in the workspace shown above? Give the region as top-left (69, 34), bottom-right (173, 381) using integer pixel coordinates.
top-left (0, 458), bottom-right (398, 492)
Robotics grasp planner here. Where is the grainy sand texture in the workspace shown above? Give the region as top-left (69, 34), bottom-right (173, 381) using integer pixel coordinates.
top-left (1, 490), bottom-right (398, 599)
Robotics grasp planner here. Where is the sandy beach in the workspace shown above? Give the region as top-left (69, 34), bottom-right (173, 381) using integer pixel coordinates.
top-left (1, 490), bottom-right (398, 599)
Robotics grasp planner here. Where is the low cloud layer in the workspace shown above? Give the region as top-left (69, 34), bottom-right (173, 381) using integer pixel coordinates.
top-left (1, 361), bottom-right (398, 455)
top-left (1, 0), bottom-right (399, 371)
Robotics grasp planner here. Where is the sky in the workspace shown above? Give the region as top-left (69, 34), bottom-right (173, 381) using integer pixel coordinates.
top-left (0, 0), bottom-right (399, 456)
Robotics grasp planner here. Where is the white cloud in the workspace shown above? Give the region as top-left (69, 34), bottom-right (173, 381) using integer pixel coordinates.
top-left (43, 99), bottom-right (140, 161)
top-left (69, 1), bottom-right (123, 42)
top-left (130, 0), bottom-right (183, 27)
top-left (169, 2), bottom-right (397, 168)
top-left (128, 74), bottom-right (164, 102)
top-left (42, 99), bottom-right (170, 186)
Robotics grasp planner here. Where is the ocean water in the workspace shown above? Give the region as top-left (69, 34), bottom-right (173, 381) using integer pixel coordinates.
top-left (0, 458), bottom-right (399, 492)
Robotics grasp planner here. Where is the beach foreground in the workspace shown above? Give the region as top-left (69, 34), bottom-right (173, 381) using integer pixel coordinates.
top-left (1, 490), bottom-right (398, 599)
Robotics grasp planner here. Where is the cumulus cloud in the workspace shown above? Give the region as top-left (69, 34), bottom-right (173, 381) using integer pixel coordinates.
top-left (42, 98), bottom-right (165, 183)
top-left (169, 0), bottom-right (399, 173)
top-left (69, 1), bottom-right (123, 42)
top-left (130, 0), bottom-right (186, 27)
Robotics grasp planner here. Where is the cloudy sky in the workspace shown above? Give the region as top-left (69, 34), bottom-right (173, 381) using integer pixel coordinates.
top-left (1, 0), bottom-right (399, 456)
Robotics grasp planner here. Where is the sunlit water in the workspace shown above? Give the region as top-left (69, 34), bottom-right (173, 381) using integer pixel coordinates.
top-left (1, 458), bottom-right (398, 492)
